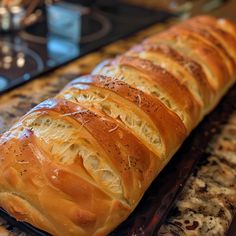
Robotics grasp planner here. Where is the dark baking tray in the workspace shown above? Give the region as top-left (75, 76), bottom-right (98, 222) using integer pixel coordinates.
top-left (227, 213), bottom-right (236, 236)
top-left (0, 84), bottom-right (235, 235)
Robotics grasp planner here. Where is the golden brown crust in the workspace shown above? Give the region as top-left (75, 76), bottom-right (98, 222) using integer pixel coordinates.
top-left (92, 57), bottom-right (204, 132)
top-left (183, 18), bottom-right (236, 59)
top-left (68, 75), bottom-right (187, 158)
top-left (28, 98), bottom-right (160, 205)
top-left (188, 15), bottom-right (236, 41)
top-left (146, 30), bottom-right (230, 92)
top-left (126, 44), bottom-right (213, 108)
top-left (0, 15), bottom-right (235, 236)
top-left (0, 102), bottom-right (132, 236)
top-left (173, 22), bottom-right (236, 77)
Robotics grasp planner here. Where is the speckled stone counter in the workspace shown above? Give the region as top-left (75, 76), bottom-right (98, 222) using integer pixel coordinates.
top-left (158, 111), bottom-right (236, 235)
top-left (0, 4), bottom-right (236, 235)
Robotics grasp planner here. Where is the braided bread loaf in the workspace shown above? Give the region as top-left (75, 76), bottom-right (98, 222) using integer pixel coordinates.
top-left (0, 15), bottom-right (236, 236)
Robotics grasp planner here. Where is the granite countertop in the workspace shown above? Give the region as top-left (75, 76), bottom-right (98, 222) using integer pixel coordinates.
top-left (0, 1), bottom-right (236, 235)
top-left (158, 111), bottom-right (236, 235)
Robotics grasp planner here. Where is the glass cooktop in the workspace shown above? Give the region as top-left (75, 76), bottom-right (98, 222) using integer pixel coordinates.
top-left (0, 1), bottom-right (173, 94)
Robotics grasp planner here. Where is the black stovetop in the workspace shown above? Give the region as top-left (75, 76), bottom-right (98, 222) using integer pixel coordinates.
top-left (0, 1), bottom-right (173, 94)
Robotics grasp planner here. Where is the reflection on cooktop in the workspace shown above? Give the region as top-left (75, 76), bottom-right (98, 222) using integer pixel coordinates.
top-left (0, 76), bottom-right (7, 90)
top-left (0, 1), bottom-right (173, 94)
top-left (0, 39), bottom-right (44, 81)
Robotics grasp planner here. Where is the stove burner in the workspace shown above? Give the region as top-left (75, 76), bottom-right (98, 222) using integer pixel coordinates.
top-left (20, 22), bottom-right (48, 44)
top-left (20, 10), bottom-right (111, 44)
top-left (80, 11), bottom-right (111, 43)
top-left (0, 40), bottom-right (44, 90)
top-left (0, 2), bottom-right (173, 94)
